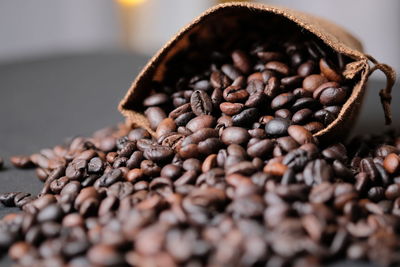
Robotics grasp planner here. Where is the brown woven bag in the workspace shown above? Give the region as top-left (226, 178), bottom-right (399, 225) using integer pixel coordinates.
top-left (118, 2), bottom-right (396, 143)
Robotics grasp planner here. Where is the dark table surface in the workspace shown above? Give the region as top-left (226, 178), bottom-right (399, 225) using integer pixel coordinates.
top-left (0, 51), bottom-right (398, 266)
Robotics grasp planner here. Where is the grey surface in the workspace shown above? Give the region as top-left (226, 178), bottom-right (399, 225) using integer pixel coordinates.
top-left (0, 52), bottom-right (398, 266)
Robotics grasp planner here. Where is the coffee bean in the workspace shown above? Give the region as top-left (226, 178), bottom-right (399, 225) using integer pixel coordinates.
top-left (88, 157), bottom-right (103, 173)
top-left (309, 182), bottom-right (333, 203)
top-left (319, 58), bottom-right (342, 82)
top-left (247, 139), bottom-right (274, 158)
top-left (221, 127), bottom-right (250, 145)
top-left (87, 244), bottom-right (125, 266)
top-left (232, 50), bottom-right (252, 74)
top-left (288, 125), bottom-right (314, 145)
top-left (145, 107), bottom-right (167, 130)
top-left (297, 60), bottom-right (315, 77)
top-left (186, 115), bottom-right (216, 132)
top-left (265, 61), bottom-right (290, 76)
top-left (265, 118), bottom-right (291, 137)
top-left (210, 71), bottom-right (230, 89)
top-left (220, 102), bottom-right (244, 115)
top-left (271, 93), bottom-right (295, 110)
top-left (302, 74), bottom-right (328, 92)
top-left (190, 90), bottom-right (213, 116)
top-left (198, 138), bottom-right (223, 155)
top-left (144, 145), bottom-right (174, 163)
top-left (292, 108), bottom-right (313, 124)
top-left (128, 128), bottom-right (151, 141)
top-left (221, 64), bottom-right (241, 80)
top-left (316, 86), bottom-right (347, 106)
top-left (143, 93), bottom-right (169, 107)
top-left (232, 108), bottom-right (259, 126)
top-left (383, 153), bottom-right (400, 174)
top-left (223, 85), bottom-right (249, 103)
top-left (10, 155), bottom-right (34, 168)
top-left (37, 204), bottom-right (63, 222)
top-left (303, 159), bottom-right (333, 185)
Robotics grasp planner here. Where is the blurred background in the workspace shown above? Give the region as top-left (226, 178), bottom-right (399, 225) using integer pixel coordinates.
top-left (0, 0), bottom-right (399, 74)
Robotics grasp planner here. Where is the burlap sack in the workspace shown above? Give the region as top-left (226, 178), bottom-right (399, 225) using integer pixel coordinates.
top-left (119, 2), bottom-right (396, 143)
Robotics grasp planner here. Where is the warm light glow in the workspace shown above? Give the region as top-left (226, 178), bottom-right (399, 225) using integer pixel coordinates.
top-left (116, 0), bottom-right (146, 6)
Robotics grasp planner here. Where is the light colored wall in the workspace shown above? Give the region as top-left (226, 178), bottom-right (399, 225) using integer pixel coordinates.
top-left (0, 0), bottom-right (398, 74)
top-left (262, 0), bottom-right (400, 77)
top-left (0, 0), bottom-right (119, 62)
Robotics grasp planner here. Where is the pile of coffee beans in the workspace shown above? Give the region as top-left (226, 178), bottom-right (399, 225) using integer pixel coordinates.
top-left (1, 122), bottom-right (400, 266)
top-left (139, 19), bottom-right (354, 142)
top-left (0, 18), bottom-right (396, 267)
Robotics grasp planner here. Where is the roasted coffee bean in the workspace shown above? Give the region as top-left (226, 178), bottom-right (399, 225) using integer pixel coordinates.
top-left (65, 159), bottom-right (86, 180)
top-left (265, 61), bottom-right (290, 76)
top-left (265, 118), bottom-right (291, 137)
top-left (88, 157), bottom-right (103, 173)
top-left (247, 139), bottom-right (274, 158)
top-left (220, 102), bottom-right (244, 115)
top-left (314, 109), bottom-right (336, 125)
top-left (144, 145), bottom-right (174, 163)
top-left (232, 50), bottom-right (252, 74)
top-left (232, 108), bottom-right (259, 126)
top-left (37, 204), bottom-right (63, 222)
top-left (145, 107), bottom-right (167, 130)
top-left (271, 93), bottom-right (295, 110)
top-left (288, 125), bottom-right (314, 145)
top-left (190, 90), bottom-right (213, 116)
top-left (292, 108), bottom-right (313, 124)
top-left (186, 115), bottom-right (215, 132)
top-left (10, 155), bottom-right (34, 169)
top-left (221, 64), bottom-right (241, 80)
top-left (223, 85), bottom-right (249, 103)
top-left (319, 58), bottom-right (342, 82)
top-left (303, 159), bottom-right (333, 185)
top-left (275, 109), bottom-right (292, 119)
top-left (98, 169), bottom-right (122, 187)
top-left (198, 138), bottom-right (223, 155)
top-left (0, 192), bottom-right (20, 207)
top-left (87, 244), bottom-right (125, 266)
top-left (297, 60), bottom-right (315, 77)
top-left (383, 153), bottom-right (400, 174)
top-left (128, 128), bottom-right (151, 141)
top-left (143, 93), bottom-right (169, 107)
top-left (282, 149), bottom-right (309, 171)
top-left (221, 127), bottom-right (250, 145)
top-left (210, 71), bottom-right (230, 89)
top-left (303, 74), bottom-right (328, 92)
top-left (315, 86), bottom-right (347, 106)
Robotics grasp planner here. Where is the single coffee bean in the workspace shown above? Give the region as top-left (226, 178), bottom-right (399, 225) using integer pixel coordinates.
top-left (223, 85), bottom-right (249, 103)
top-left (10, 155), bottom-right (34, 169)
top-left (143, 93), bottom-right (169, 107)
top-left (221, 127), bottom-right (250, 145)
top-left (302, 74), bottom-right (328, 92)
top-left (265, 61), bottom-right (290, 76)
top-left (265, 118), bottom-right (291, 137)
top-left (145, 107), bottom-right (167, 130)
top-left (232, 108), bottom-right (259, 127)
top-left (319, 58), bottom-right (342, 82)
top-left (186, 115), bottom-right (216, 132)
top-left (190, 90), bottom-right (213, 116)
top-left (220, 102), bottom-right (244, 115)
top-left (383, 153), bottom-right (400, 174)
top-left (271, 93), bottom-right (295, 110)
top-left (232, 50), bottom-right (252, 74)
top-left (287, 125), bottom-right (314, 145)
